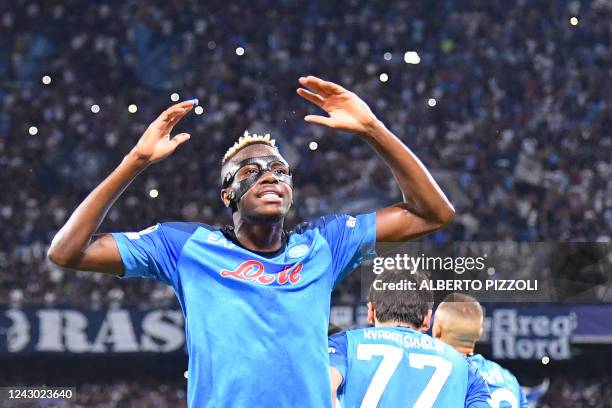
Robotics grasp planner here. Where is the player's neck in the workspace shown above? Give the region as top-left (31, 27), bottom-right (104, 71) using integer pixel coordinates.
top-left (449, 341), bottom-right (475, 356)
top-left (232, 218), bottom-right (285, 253)
top-left (456, 346), bottom-right (475, 356)
top-left (376, 321), bottom-right (417, 330)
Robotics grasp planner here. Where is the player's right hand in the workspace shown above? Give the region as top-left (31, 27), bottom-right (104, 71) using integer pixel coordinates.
top-left (129, 100), bottom-right (196, 165)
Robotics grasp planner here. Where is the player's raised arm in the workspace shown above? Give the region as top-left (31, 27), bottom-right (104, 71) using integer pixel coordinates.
top-left (47, 100), bottom-right (196, 275)
top-left (297, 76), bottom-right (454, 241)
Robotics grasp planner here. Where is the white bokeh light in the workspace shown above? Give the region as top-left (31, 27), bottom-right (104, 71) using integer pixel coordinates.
top-left (236, 47), bottom-right (245, 56)
top-left (570, 16), bottom-right (579, 26)
top-left (541, 356), bottom-right (550, 365)
top-left (194, 106), bottom-right (204, 115)
top-left (91, 104), bottom-right (100, 113)
top-left (427, 98), bottom-right (437, 107)
top-left (404, 51), bottom-right (421, 64)
top-left (42, 75), bottom-right (51, 85)
top-left (309, 141), bottom-right (318, 151)
top-left (28, 126), bottom-right (38, 135)
top-left (149, 189), bottom-right (159, 198)
top-left (379, 73), bottom-right (389, 83)
top-left (128, 104), bottom-right (137, 113)
top-left (170, 93), bottom-right (180, 102)
top-left (383, 52), bottom-right (392, 61)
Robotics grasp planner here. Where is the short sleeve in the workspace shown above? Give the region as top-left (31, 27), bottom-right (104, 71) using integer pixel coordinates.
top-left (328, 332), bottom-right (349, 384)
top-left (465, 362), bottom-right (493, 408)
top-left (517, 379), bottom-right (528, 408)
top-left (111, 222), bottom-right (197, 286)
top-left (315, 212), bottom-right (377, 285)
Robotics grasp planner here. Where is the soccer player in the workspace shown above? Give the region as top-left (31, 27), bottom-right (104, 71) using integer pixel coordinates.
top-left (47, 76), bottom-right (455, 407)
top-left (433, 293), bottom-right (528, 408)
top-left (329, 270), bottom-right (491, 407)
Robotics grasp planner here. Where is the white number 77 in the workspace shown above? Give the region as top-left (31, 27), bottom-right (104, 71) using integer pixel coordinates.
top-left (356, 344), bottom-right (452, 408)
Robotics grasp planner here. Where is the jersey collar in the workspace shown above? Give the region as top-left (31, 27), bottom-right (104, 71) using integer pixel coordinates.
top-left (221, 225), bottom-right (289, 259)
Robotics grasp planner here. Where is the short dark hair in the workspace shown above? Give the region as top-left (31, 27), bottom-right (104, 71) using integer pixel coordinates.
top-left (368, 270), bottom-right (433, 327)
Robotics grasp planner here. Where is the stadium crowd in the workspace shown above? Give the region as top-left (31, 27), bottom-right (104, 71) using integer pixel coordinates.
top-left (0, 0), bottom-right (610, 308)
top-left (539, 374), bottom-right (612, 408)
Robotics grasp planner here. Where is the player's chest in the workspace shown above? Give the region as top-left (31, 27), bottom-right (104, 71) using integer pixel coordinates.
top-left (178, 235), bottom-right (332, 289)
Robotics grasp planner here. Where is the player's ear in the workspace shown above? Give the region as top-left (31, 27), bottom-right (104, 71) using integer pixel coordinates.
top-left (367, 302), bottom-right (376, 326)
top-left (478, 325), bottom-right (484, 340)
top-left (432, 315), bottom-right (442, 339)
top-left (221, 188), bottom-right (231, 208)
top-left (420, 309), bottom-right (432, 333)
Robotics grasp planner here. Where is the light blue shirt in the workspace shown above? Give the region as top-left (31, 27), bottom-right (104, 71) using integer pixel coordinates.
top-left (112, 213), bottom-right (376, 407)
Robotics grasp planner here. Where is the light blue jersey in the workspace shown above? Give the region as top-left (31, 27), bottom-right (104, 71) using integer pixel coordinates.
top-left (112, 213), bottom-right (376, 407)
top-left (329, 327), bottom-right (491, 408)
top-left (468, 354), bottom-right (527, 408)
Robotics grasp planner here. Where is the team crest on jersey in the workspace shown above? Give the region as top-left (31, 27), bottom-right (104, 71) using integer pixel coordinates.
top-left (220, 260), bottom-right (302, 285)
top-left (287, 244), bottom-right (309, 258)
top-left (346, 216), bottom-right (356, 228)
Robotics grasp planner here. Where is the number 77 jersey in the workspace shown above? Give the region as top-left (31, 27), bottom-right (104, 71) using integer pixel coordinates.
top-left (329, 327), bottom-right (492, 408)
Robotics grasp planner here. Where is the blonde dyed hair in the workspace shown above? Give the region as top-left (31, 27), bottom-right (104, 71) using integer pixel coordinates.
top-left (222, 131), bottom-right (278, 164)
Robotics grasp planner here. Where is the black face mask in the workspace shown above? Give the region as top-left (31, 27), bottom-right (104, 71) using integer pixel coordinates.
top-left (222, 155), bottom-right (293, 210)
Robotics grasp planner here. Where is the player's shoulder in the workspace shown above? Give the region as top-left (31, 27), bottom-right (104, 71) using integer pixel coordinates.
top-left (344, 326), bottom-right (371, 337)
top-left (476, 355), bottom-right (508, 373)
top-left (335, 327), bottom-right (382, 345)
top-left (471, 354), bottom-right (520, 383)
top-left (160, 221), bottom-right (216, 233)
top-left (328, 331), bottom-right (349, 349)
top-left (467, 353), bottom-right (487, 368)
top-left (493, 360), bottom-right (521, 385)
top-left (293, 213), bottom-right (376, 234)
top-left (153, 221), bottom-right (219, 245)
top-left (292, 214), bottom-right (350, 234)
top-left (158, 221), bottom-right (217, 237)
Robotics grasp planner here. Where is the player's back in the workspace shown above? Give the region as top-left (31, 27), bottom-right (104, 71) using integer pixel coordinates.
top-left (330, 326), bottom-right (485, 408)
top-left (468, 354), bottom-right (527, 408)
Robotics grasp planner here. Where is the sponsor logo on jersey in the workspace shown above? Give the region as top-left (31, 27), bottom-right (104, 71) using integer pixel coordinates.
top-left (220, 260), bottom-right (302, 285)
top-left (207, 232), bottom-right (236, 249)
top-left (287, 244), bottom-right (309, 258)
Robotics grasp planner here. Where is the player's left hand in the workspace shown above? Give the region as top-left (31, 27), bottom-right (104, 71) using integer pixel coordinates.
top-left (297, 76), bottom-right (379, 134)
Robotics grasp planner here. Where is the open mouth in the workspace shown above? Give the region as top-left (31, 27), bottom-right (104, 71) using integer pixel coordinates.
top-left (258, 189), bottom-right (282, 198)
top-left (261, 191), bottom-right (281, 198)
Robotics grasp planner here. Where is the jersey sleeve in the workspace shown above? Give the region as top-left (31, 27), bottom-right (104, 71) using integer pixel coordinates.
top-left (328, 332), bottom-right (349, 385)
top-left (518, 387), bottom-right (528, 408)
top-left (465, 362), bottom-right (493, 408)
top-left (517, 379), bottom-right (528, 408)
top-left (111, 222), bottom-right (196, 286)
top-left (315, 212), bottom-right (377, 285)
